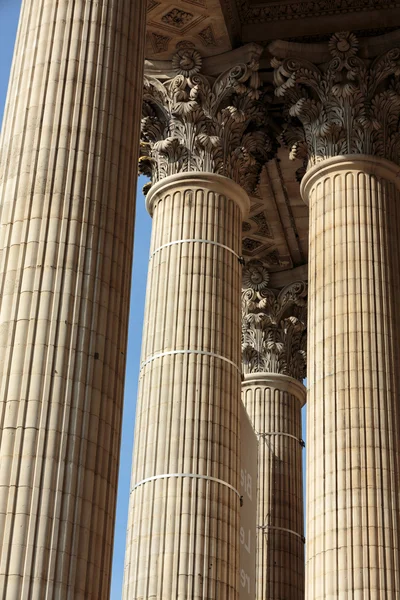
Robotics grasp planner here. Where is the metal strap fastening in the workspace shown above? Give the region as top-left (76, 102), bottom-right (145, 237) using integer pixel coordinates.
top-left (140, 349), bottom-right (241, 374)
top-left (131, 473), bottom-right (241, 499)
top-left (258, 524), bottom-right (305, 542)
top-left (258, 431), bottom-right (304, 446)
top-left (149, 239), bottom-right (240, 261)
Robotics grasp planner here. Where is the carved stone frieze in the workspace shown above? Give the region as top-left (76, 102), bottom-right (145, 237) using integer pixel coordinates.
top-left (272, 31), bottom-right (400, 172)
top-left (237, 0), bottom-right (400, 25)
top-left (242, 262), bottom-right (307, 380)
top-left (139, 47), bottom-right (276, 194)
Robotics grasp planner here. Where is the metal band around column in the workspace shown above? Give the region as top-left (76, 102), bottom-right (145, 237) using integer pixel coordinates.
top-left (149, 239), bottom-right (240, 261)
top-left (140, 349), bottom-right (241, 374)
top-left (258, 524), bottom-right (305, 542)
top-left (258, 431), bottom-right (305, 446)
top-left (131, 473), bottom-right (241, 499)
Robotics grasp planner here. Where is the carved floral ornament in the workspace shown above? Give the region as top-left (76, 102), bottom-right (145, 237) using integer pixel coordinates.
top-left (139, 48), bottom-right (275, 194)
top-left (242, 262), bottom-right (307, 381)
top-left (235, 0), bottom-right (400, 25)
top-left (272, 31), bottom-right (400, 174)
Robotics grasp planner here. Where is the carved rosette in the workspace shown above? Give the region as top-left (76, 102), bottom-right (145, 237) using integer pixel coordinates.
top-left (242, 262), bottom-right (307, 380)
top-left (140, 48), bottom-right (275, 194)
top-left (272, 31), bottom-right (400, 173)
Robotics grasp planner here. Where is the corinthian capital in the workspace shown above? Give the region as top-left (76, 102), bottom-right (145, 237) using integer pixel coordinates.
top-left (242, 262), bottom-right (307, 381)
top-left (140, 46), bottom-right (275, 194)
top-left (272, 32), bottom-right (400, 173)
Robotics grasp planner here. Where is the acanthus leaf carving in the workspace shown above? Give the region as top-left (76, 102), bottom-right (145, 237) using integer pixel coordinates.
top-left (242, 262), bottom-right (307, 381)
top-left (272, 31), bottom-right (400, 171)
top-left (140, 48), bottom-right (276, 194)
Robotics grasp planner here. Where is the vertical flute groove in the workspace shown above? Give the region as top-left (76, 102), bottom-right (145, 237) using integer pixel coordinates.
top-left (123, 175), bottom-right (247, 600)
top-left (305, 159), bottom-right (400, 599)
top-left (242, 377), bottom-right (305, 600)
top-left (0, 1), bottom-right (146, 597)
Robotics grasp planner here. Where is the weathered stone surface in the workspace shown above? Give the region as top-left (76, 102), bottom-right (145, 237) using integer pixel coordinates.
top-left (273, 32), bottom-right (400, 176)
top-left (0, 1), bottom-right (146, 597)
top-left (123, 173), bottom-right (249, 599)
top-left (242, 262), bottom-right (307, 380)
top-left (302, 155), bottom-right (400, 599)
top-left (139, 46), bottom-right (275, 195)
top-left (242, 374), bottom-right (306, 600)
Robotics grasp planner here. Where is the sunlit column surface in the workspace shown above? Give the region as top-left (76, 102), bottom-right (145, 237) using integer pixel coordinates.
top-left (0, 1), bottom-right (146, 597)
top-left (124, 173), bottom-right (249, 599)
top-left (272, 32), bottom-right (400, 598)
top-left (123, 45), bottom-right (274, 599)
top-left (303, 156), bottom-right (400, 598)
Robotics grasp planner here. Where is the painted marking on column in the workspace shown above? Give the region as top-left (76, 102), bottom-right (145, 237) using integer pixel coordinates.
top-left (131, 473), bottom-right (241, 499)
top-left (149, 239), bottom-right (240, 260)
top-left (258, 524), bottom-right (305, 542)
top-left (140, 349), bottom-right (241, 374)
top-left (257, 431), bottom-right (304, 445)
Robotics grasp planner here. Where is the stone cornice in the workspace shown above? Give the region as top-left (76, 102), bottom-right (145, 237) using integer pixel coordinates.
top-left (241, 261), bottom-right (307, 381)
top-left (139, 45), bottom-right (276, 195)
top-left (271, 31), bottom-right (400, 175)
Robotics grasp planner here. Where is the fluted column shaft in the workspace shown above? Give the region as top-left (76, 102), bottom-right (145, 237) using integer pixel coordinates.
top-left (303, 156), bottom-right (400, 599)
top-left (242, 373), bottom-right (305, 600)
top-left (0, 1), bottom-right (146, 597)
top-left (123, 172), bottom-right (249, 599)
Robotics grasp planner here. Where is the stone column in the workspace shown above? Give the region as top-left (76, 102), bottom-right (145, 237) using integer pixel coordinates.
top-left (241, 264), bottom-right (307, 599)
top-left (123, 47), bottom-right (274, 599)
top-left (0, 1), bottom-right (146, 598)
top-left (273, 32), bottom-right (400, 598)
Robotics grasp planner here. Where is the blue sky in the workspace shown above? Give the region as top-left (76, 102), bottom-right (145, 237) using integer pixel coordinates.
top-left (0, 4), bottom-right (306, 597)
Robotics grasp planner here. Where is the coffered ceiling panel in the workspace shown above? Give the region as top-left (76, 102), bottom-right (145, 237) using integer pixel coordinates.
top-left (146, 0), bottom-right (232, 59)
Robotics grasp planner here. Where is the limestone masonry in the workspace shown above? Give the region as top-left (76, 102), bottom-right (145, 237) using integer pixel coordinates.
top-left (1, 0), bottom-right (400, 598)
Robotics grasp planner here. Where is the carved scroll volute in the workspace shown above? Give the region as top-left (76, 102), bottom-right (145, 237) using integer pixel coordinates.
top-left (271, 31), bottom-right (400, 175)
top-left (139, 47), bottom-right (276, 194)
top-left (241, 262), bottom-right (307, 381)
